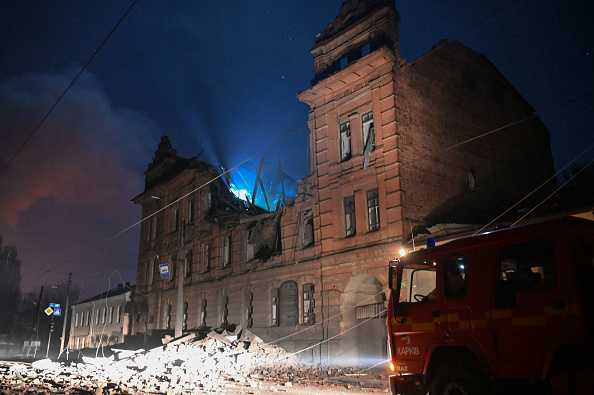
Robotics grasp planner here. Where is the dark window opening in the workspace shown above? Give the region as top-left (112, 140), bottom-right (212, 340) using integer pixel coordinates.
top-left (271, 288), bottom-right (279, 327)
top-left (202, 244), bottom-right (210, 272)
top-left (199, 299), bottom-right (207, 327)
top-left (362, 43), bottom-right (371, 57)
top-left (245, 291), bottom-right (253, 328)
top-left (171, 208), bottom-right (179, 232)
top-left (340, 121), bottom-right (351, 162)
top-left (300, 210), bottom-right (314, 248)
top-left (165, 304), bottom-right (172, 330)
top-left (344, 195), bottom-right (356, 237)
top-left (182, 301), bottom-right (188, 331)
top-left (222, 236), bottom-right (231, 267)
top-left (219, 294), bottom-right (228, 327)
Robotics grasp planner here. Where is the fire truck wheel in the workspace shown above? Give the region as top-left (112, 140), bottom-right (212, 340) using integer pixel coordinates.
top-left (429, 364), bottom-right (488, 395)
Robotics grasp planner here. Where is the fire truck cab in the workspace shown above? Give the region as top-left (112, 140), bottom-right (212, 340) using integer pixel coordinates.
top-left (387, 217), bottom-right (594, 395)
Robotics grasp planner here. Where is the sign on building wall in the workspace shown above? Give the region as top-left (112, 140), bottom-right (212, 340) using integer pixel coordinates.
top-left (159, 263), bottom-right (170, 279)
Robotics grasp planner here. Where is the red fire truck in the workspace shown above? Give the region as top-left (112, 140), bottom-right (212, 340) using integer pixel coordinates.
top-left (387, 216), bottom-right (594, 395)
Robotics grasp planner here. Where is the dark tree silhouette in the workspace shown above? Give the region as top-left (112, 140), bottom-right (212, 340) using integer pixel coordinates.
top-left (0, 236), bottom-right (22, 334)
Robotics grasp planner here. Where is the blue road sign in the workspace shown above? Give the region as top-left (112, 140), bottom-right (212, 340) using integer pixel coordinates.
top-left (54, 308), bottom-right (62, 316)
top-left (50, 303), bottom-right (61, 308)
top-left (159, 263), bottom-right (170, 279)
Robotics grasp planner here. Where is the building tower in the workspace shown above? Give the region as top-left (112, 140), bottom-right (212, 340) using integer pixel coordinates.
top-left (297, 0), bottom-right (553, 362)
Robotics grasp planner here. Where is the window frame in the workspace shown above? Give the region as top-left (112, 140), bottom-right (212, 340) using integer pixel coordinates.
top-left (222, 235), bottom-right (231, 267)
top-left (367, 188), bottom-right (380, 232)
top-left (344, 195), bottom-right (356, 237)
top-left (202, 244), bottom-right (210, 272)
top-left (299, 210), bottom-right (314, 248)
top-left (339, 120), bottom-right (352, 162)
top-left (362, 111), bottom-right (375, 152)
top-left (302, 283), bottom-right (315, 324)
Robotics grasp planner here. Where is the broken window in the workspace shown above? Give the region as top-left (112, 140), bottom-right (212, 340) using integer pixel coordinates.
top-left (279, 281), bottom-right (299, 327)
top-left (187, 200), bottom-right (194, 224)
top-left (367, 189), bottom-right (380, 231)
top-left (199, 299), bottom-right (207, 327)
top-left (165, 304), bottom-right (172, 330)
top-left (246, 229), bottom-right (255, 261)
top-left (271, 288), bottom-right (279, 327)
top-left (148, 216), bottom-right (158, 241)
top-left (362, 112), bottom-right (374, 151)
top-left (101, 308), bottom-right (106, 324)
top-left (344, 195), bottom-right (356, 237)
top-left (362, 111), bottom-right (375, 169)
top-left (108, 307), bottom-right (114, 324)
top-left (245, 291), bottom-right (253, 328)
top-left (169, 255), bottom-right (176, 281)
top-left (185, 249), bottom-right (192, 277)
top-left (203, 189), bottom-right (211, 213)
top-left (340, 120), bottom-right (351, 162)
top-left (302, 283), bottom-right (315, 324)
top-left (219, 294), bottom-right (228, 327)
top-left (299, 210), bottom-right (314, 249)
top-left (95, 309), bottom-right (100, 325)
top-left (202, 244), bottom-right (210, 272)
top-left (150, 259), bottom-right (155, 285)
top-left (116, 306), bottom-right (122, 324)
top-left (145, 260), bottom-right (150, 286)
top-left (171, 208), bottom-right (179, 232)
top-left (222, 236), bottom-right (231, 267)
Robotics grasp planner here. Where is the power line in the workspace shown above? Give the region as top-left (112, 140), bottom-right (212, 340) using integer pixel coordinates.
top-left (474, 144), bottom-right (594, 234)
top-left (511, 158), bottom-right (594, 226)
top-left (0, 0), bottom-right (139, 178)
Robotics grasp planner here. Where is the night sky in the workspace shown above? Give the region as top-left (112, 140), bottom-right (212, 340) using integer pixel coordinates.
top-left (1, 0), bottom-right (592, 300)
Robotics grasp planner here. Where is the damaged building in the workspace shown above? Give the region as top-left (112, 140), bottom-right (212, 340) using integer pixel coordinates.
top-left (130, 0), bottom-right (554, 365)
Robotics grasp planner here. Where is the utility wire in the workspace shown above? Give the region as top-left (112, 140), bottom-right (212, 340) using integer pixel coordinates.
top-left (474, 144), bottom-right (594, 234)
top-left (511, 158), bottom-right (594, 226)
top-left (0, 0), bottom-right (139, 178)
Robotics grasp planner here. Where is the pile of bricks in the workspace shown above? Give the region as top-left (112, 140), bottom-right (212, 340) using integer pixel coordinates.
top-left (0, 326), bottom-right (388, 394)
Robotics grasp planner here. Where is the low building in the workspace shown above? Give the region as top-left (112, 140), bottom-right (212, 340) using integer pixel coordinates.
top-left (68, 284), bottom-right (135, 351)
top-left (129, 0), bottom-right (555, 365)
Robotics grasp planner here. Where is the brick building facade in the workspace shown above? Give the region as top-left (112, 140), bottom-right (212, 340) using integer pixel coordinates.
top-left (130, 0), bottom-right (554, 365)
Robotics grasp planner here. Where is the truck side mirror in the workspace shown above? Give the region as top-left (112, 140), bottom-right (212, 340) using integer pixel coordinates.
top-left (389, 260), bottom-right (399, 290)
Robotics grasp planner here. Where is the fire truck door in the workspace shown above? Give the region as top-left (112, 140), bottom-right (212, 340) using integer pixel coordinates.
top-left (393, 265), bottom-right (446, 374)
top-left (491, 238), bottom-right (569, 379)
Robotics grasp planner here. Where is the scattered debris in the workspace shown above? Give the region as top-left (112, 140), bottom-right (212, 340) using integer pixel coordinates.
top-left (0, 326), bottom-right (389, 394)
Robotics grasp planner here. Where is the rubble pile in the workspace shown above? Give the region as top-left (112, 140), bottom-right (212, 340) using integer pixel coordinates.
top-left (0, 326), bottom-right (388, 394)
